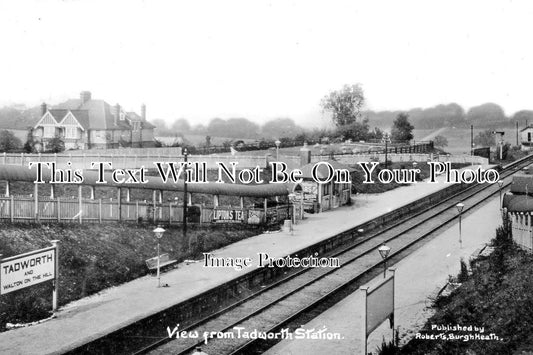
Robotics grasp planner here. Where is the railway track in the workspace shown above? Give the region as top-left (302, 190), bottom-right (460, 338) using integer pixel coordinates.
top-left (134, 157), bottom-right (532, 355)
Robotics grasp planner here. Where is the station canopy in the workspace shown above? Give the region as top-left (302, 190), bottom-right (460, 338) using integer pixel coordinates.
top-left (0, 164), bottom-right (290, 198)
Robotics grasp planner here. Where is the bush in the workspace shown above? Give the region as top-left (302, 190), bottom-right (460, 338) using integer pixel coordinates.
top-left (0, 130), bottom-right (22, 152)
top-left (46, 136), bottom-right (65, 153)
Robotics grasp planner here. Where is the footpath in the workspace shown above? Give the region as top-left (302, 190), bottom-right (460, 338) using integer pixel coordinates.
top-left (0, 170), bottom-right (486, 355)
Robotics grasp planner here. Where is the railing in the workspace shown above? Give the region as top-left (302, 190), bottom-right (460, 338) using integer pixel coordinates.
top-left (0, 196), bottom-right (292, 226)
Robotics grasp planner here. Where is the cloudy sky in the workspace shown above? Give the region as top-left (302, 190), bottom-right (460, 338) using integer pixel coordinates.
top-left (0, 0), bottom-right (531, 127)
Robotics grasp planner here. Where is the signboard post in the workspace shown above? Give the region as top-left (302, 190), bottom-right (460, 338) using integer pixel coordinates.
top-left (360, 267), bottom-right (396, 355)
top-left (0, 240), bottom-right (60, 313)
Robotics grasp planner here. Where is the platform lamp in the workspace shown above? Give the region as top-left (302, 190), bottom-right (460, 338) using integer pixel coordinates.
top-left (275, 139), bottom-right (281, 160)
top-left (378, 243), bottom-right (391, 278)
top-left (456, 203), bottom-right (465, 248)
top-left (153, 226), bottom-right (166, 288)
top-left (497, 180), bottom-right (504, 209)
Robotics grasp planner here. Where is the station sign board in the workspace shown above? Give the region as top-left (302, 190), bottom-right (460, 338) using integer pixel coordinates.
top-left (366, 275), bottom-right (394, 335)
top-left (212, 209), bottom-right (245, 223)
top-left (0, 246), bottom-right (56, 295)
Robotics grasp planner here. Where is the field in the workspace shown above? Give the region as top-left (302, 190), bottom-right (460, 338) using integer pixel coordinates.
top-left (413, 127), bottom-right (521, 155)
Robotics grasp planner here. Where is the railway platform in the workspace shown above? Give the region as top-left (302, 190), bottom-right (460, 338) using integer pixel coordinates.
top-left (0, 168), bottom-right (493, 355)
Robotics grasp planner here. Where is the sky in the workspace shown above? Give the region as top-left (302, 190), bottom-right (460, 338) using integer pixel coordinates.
top-left (0, 0), bottom-right (532, 128)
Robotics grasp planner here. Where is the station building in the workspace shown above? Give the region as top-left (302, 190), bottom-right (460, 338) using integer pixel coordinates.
top-left (289, 145), bottom-right (354, 213)
top-left (502, 173), bottom-right (533, 251)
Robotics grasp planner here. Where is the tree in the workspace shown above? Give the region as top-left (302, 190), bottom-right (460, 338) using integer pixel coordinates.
top-left (47, 135), bottom-right (65, 153)
top-left (0, 130), bottom-right (22, 152)
top-left (510, 110), bottom-right (533, 126)
top-left (207, 118), bottom-right (228, 136)
top-left (335, 117), bottom-right (372, 141)
top-left (170, 118), bottom-right (191, 133)
top-left (151, 119), bottom-right (170, 136)
top-left (261, 118), bottom-right (302, 138)
top-left (433, 135), bottom-right (449, 148)
top-left (391, 113), bottom-right (414, 142)
top-left (466, 103), bottom-right (506, 126)
top-left (474, 129), bottom-right (496, 147)
top-left (321, 84), bottom-right (365, 126)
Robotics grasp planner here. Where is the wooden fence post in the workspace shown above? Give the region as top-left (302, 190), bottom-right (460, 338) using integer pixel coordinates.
top-left (57, 197), bottom-right (61, 222)
top-left (10, 195), bottom-right (14, 223)
top-left (34, 183), bottom-right (39, 222)
top-left (117, 188), bottom-right (122, 221)
top-left (78, 185), bottom-right (83, 224)
top-left (99, 199), bottom-right (102, 223)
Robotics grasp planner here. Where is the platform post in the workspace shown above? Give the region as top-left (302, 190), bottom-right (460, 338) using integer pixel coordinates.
top-left (51, 240), bottom-right (60, 312)
top-left (360, 286), bottom-right (369, 355)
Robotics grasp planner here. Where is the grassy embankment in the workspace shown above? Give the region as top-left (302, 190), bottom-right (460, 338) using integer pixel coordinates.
top-left (0, 223), bottom-right (259, 330)
top-left (379, 223), bottom-right (533, 355)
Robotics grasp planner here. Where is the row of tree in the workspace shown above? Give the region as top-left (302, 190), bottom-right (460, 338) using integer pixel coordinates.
top-left (366, 103), bottom-right (533, 129)
top-left (151, 117), bottom-right (305, 140)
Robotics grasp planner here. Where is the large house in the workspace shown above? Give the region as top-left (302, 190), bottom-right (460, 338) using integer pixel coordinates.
top-left (32, 91), bottom-right (155, 150)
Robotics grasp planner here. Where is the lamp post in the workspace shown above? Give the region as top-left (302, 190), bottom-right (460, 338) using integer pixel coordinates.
top-left (153, 226), bottom-right (166, 288)
top-left (275, 139), bottom-right (281, 161)
top-left (378, 244), bottom-right (391, 278)
top-left (497, 180), bottom-right (504, 209)
top-left (456, 203), bottom-right (464, 247)
top-left (183, 148), bottom-right (188, 251)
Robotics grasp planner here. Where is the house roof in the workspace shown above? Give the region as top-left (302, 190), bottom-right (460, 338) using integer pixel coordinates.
top-left (48, 109), bottom-right (69, 122)
top-left (127, 112), bottom-right (155, 129)
top-left (54, 99), bottom-right (127, 130)
top-left (502, 193), bottom-right (533, 212)
top-left (509, 174), bottom-right (533, 194)
top-left (520, 125), bottom-right (533, 132)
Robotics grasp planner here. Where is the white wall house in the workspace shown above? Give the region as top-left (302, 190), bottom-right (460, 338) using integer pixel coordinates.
top-left (33, 91), bottom-right (155, 151)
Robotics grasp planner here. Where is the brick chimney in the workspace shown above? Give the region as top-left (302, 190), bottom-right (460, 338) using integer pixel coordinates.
top-left (141, 104), bottom-right (146, 121)
top-left (80, 91), bottom-right (92, 104)
top-left (41, 103), bottom-right (47, 116)
top-left (114, 104), bottom-right (120, 125)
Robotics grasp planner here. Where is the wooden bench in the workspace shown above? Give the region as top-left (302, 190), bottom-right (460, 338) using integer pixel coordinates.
top-left (145, 253), bottom-right (178, 272)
